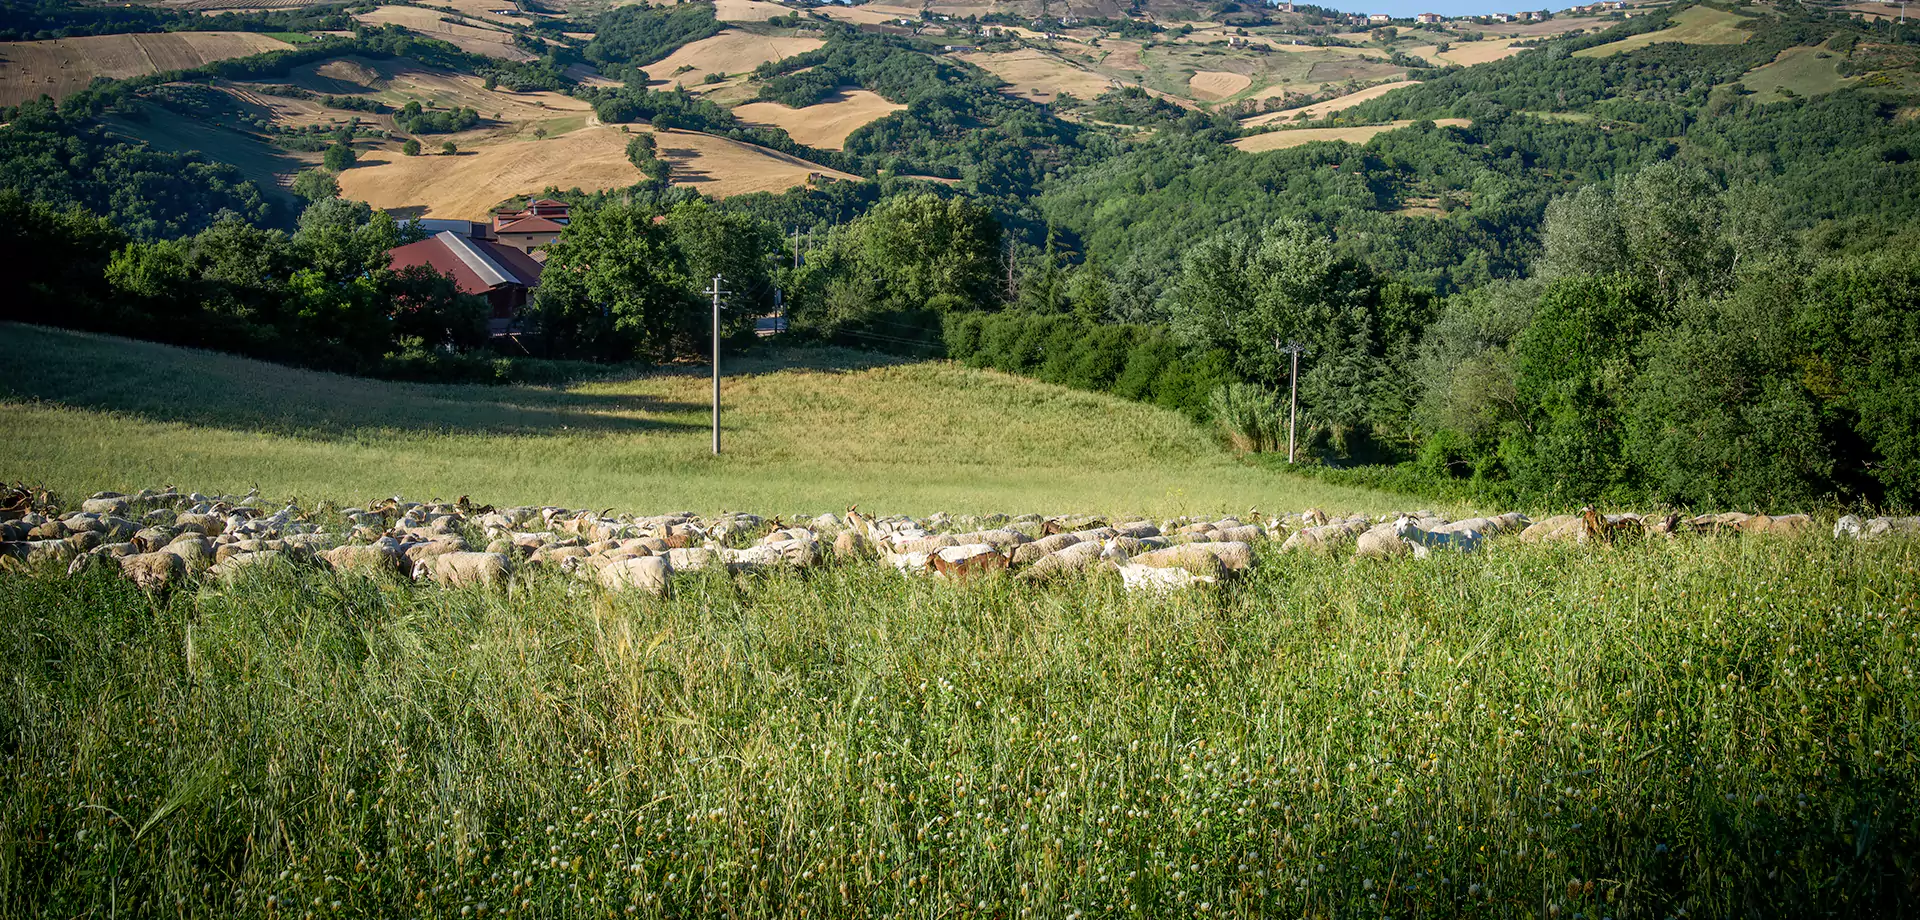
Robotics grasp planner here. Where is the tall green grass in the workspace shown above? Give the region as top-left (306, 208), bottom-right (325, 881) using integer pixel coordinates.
top-left (4, 535), bottom-right (1916, 917)
top-left (0, 324), bottom-right (1413, 517)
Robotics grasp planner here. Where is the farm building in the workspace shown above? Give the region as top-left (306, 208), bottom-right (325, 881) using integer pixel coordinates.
top-left (1417, 12), bottom-right (1443, 23)
top-left (387, 232), bottom-right (544, 320)
top-left (1369, 13), bottom-right (1392, 23)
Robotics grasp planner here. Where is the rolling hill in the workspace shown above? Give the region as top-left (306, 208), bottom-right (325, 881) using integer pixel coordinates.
top-left (0, 323), bottom-right (1408, 516)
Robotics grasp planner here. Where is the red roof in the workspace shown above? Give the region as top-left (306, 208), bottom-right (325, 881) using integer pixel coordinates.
top-left (388, 232), bottom-right (543, 296)
top-left (495, 216), bottom-right (566, 235)
top-left (528, 198), bottom-right (568, 208)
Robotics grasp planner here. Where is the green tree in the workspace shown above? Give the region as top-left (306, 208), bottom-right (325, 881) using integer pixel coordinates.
top-left (322, 143), bottom-right (357, 172)
top-left (291, 168), bottom-right (340, 202)
top-left (663, 200), bottom-right (783, 351)
top-left (441, 141), bottom-right (458, 155)
top-left (1504, 274), bottom-right (1662, 504)
top-left (402, 138), bottom-right (422, 156)
top-left (528, 201), bottom-right (695, 361)
top-left (626, 132), bottom-right (658, 169)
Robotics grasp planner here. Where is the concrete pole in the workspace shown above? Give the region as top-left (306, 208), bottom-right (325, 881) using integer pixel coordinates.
top-left (707, 274), bottom-right (726, 456)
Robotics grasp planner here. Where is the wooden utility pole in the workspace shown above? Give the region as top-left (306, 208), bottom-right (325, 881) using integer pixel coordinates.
top-left (706, 275), bottom-right (728, 455)
top-left (1278, 339), bottom-right (1306, 463)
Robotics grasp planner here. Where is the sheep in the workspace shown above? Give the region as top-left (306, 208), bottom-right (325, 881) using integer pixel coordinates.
top-left (1392, 516), bottom-right (1483, 554)
top-left (117, 551), bottom-right (185, 592)
top-left (413, 552), bottom-right (511, 588)
top-left (599, 556), bottom-right (671, 595)
top-left (1117, 563), bottom-right (1218, 594)
top-left (321, 543), bottom-right (408, 578)
top-left (929, 544), bottom-right (1009, 580)
top-left (1017, 540), bottom-right (1105, 581)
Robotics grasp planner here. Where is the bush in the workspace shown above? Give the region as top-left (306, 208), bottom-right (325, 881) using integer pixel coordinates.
top-left (1209, 381), bottom-right (1285, 452)
top-left (401, 138), bottom-right (421, 156)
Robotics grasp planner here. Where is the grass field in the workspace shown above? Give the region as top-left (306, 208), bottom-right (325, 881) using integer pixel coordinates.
top-left (0, 31), bottom-right (292, 105)
top-left (4, 514), bottom-right (1916, 916)
top-left (640, 30), bottom-right (824, 87)
top-left (1573, 4), bottom-right (1756, 58)
top-left (1738, 42), bottom-right (1856, 101)
top-left (1233, 118), bottom-right (1469, 153)
top-left (0, 324), bottom-right (1401, 517)
top-left (102, 103), bottom-right (316, 210)
top-left (732, 89), bottom-right (905, 150)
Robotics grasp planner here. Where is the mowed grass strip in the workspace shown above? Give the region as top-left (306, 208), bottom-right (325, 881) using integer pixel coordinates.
top-left (0, 324), bottom-right (1405, 516)
top-left (3, 533), bottom-right (1915, 915)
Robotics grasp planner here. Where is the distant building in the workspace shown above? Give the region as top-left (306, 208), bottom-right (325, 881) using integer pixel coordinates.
top-left (1526, 9), bottom-right (1549, 19)
top-left (1416, 12), bottom-right (1442, 23)
top-left (387, 232), bottom-right (544, 321)
top-left (1369, 13), bottom-right (1392, 23)
top-left (1491, 12), bottom-right (1514, 21)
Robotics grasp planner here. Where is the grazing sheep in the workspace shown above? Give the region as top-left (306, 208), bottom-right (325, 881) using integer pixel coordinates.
top-left (1117, 563), bottom-right (1218, 594)
top-left (1017, 540), bottom-right (1105, 581)
top-left (1392, 517), bottom-right (1482, 554)
top-left (599, 556), bottom-right (671, 595)
top-left (321, 544), bottom-right (408, 578)
top-left (1354, 524), bottom-right (1416, 559)
top-left (117, 551), bottom-right (185, 591)
top-left (929, 544), bottom-right (1009, 580)
top-left (413, 552), bottom-right (511, 588)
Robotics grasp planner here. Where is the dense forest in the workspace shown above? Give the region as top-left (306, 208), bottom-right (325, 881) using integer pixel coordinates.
top-left (2, 0), bottom-right (1918, 509)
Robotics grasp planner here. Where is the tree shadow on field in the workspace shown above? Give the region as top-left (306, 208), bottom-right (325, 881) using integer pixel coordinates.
top-left (0, 325), bottom-right (704, 440)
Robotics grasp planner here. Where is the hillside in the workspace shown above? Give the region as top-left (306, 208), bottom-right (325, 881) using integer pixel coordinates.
top-left (0, 324), bottom-right (1407, 516)
top-left (0, 31), bottom-right (292, 105)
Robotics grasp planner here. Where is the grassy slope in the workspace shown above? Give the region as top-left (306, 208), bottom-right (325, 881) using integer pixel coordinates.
top-left (5, 528), bottom-right (1916, 916)
top-left (0, 324), bottom-right (1410, 517)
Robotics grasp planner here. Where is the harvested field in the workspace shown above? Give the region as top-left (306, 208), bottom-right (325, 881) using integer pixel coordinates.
top-left (285, 56), bottom-right (591, 130)
top-left (641, 29), bottom-right (824, 87)
top-left (1738, 42), bottom-right (1855, 101)
top-left (1095, 38), bottom-right (1145, 71)
top-left (732, 89), bottom-right (904, 149)
top-left (1405, 36), bottom-right (1529, 66)
top-left (1187, 69), bottom-right (1251, 100)
top-left (960, 47), bottom-right (1127, 101)
top-left (337, 124), bottom-right (854, 216)
top-left (712, 0), bottom-right (796, 20)
top-left (354, 5), bottom-right (535, 61)
top-left (432, 0), bottom-right (540, 25)
top-left (1574, 4), bottom-right (1755, 57)
top-left (1232, 117), bottom-right (1469, 152)
top-left (1243, 79), bottom-right (1419, 126)
top-left (0, 32), bottom-right (291, 105)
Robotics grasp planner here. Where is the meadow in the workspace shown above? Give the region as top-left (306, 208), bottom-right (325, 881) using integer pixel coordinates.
top-left (0, 324), bottom-right (1398, 517)
top-left (3, 526), bottom-right (1915, 917)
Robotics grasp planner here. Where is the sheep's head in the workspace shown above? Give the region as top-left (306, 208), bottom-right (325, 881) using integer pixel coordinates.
top-left (1391, 516), bottom-right (1420, 538)
top-left (410, 558), bottom-right (431, 581)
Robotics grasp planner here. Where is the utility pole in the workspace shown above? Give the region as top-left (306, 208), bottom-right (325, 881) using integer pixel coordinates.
top-left (1278, 338), bottom-right (1306, 464)
top-left (705, 275), bottom-right (728, 456)
top-left (792, 226), bottom-right (802, 270)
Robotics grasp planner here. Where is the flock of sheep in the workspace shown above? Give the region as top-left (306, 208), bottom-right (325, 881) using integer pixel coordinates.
top-left (2, 484), bottom-right (1917, 597)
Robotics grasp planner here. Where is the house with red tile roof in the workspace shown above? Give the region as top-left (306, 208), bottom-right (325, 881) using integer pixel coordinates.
top-left (388, 231), bottom-right (544, 319)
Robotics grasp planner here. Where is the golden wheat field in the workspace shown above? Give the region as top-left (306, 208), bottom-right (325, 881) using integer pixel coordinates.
top-left (337, 125), bottom-right (856, 217)
top-left (0, 32), bottom-right (291, 105)
top-left (731, 89), bottom-right (904, 149)
top-left (641, 30), bottom-right (824, 87)
top-left (353, 6), bottom-right (537, 61)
